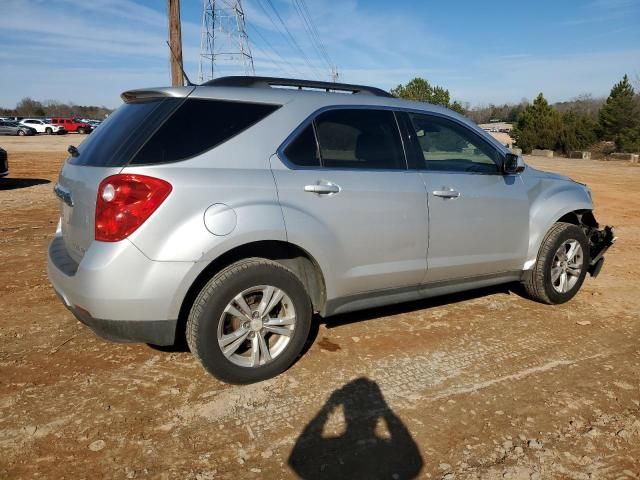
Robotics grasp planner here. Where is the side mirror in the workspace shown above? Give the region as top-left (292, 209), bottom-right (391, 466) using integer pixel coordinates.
top-left (503, 153), bottom-right (525, 174)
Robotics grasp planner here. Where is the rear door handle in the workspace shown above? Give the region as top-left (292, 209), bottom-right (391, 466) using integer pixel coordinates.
top-left (432, 188), bottom-right (460, 198)
top-left (304, 183), bottom-right (341, 194)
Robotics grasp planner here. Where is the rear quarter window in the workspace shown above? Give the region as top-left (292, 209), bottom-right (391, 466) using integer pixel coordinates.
top-left (131, 99), bottom-right (280, 165)
top-left (69, 99), bottom-right (179, 167)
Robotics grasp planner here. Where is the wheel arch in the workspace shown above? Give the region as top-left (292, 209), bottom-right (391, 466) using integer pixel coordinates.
top-left (176, 240), bottom-right (327, 343)
top-left (525, 206), bottom-right (596, 269)
top-left (522, 177), bottom-right (594, 268)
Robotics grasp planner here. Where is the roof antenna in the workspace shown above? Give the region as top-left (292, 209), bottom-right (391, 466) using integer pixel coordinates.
top-left (166, 40), bottom-right (195, 86)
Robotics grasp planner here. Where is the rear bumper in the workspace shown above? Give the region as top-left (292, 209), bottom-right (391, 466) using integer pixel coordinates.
top-left (47, 231), bottom-right (194, 345)
top-left (57, 295), bottom-right (177, 345)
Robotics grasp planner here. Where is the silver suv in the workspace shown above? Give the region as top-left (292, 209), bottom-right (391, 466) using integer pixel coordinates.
top-left (48, 76), bottom-right (615, 384)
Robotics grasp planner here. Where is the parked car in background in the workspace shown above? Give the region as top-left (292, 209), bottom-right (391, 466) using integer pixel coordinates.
top-left (20, 118), bottom-right (66, 135)
top-left (0, 147), bottom-right (8, 177)
top-left (86, 120), bottom-right (102, 130)
top-left (49, 118), bottom-right (92, 134)
top-left (48, 76), bottom-right (615, 384)
top-left (0, 120), bottom-right (36, 136)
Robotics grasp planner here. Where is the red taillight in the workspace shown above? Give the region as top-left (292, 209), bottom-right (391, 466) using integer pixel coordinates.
top-left (95, 174), bottom-right (172, 242)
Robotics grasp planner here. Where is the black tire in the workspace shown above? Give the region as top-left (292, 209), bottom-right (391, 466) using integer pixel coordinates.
top-left (77, 128), bottom-right (85, 134)
top-left (45, 127), bottom-right (52, 135)
top-left (186, 258), bottom-right (312, 384)
top-left (523, 222), bottom-right (590, 304)
top-left (17, 129), bottom-right (25, 136)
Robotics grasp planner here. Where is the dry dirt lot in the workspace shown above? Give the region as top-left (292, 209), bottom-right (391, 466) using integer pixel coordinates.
top-left (1, 135), bottom-right (639, 480)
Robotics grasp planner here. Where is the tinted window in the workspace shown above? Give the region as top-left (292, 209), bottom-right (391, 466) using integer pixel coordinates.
top-left (283, 124), bottom-right (320, 167)
top-left (313, 109), bottom-right (405, 170)
top-left (407, 113), bottom-right (501, 173)
top-left (132, 99), bottom-right (280, 165)
top-left (69, 99), bottom-right (178, 167)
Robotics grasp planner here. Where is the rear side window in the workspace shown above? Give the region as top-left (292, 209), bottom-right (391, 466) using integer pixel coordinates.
top-left (283, 124), bottom-right (320, 167)
top-left (132, 99), bottom-right (280, 165)
top-left (314, 109), bottom-right (405, 170)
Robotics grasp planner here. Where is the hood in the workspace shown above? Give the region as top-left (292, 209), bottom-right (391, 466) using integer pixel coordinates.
top-left (524, 166), bottom-right (574, 183)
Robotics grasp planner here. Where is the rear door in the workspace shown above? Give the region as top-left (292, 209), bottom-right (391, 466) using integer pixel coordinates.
top-left (401, 111), bottom-right (529, 283)
top-left (271, 108), bottom-right (429, 299)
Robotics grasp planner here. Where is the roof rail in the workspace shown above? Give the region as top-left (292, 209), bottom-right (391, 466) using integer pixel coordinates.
top-left (202, 76), bottom-right (393, 98)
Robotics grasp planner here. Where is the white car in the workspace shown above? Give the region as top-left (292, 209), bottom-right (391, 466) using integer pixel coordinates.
top-left (19, 119), bottom-right (66, 135)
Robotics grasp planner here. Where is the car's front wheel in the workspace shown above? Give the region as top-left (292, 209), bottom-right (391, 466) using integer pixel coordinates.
top-left (186, 258), bottom-right (312, 384)
top-left (524, 222), bottom-right (590, 304)
top-left (45, 127), bottom-right (52, 135)
top-left (17, 129), bottom-right (25, 136)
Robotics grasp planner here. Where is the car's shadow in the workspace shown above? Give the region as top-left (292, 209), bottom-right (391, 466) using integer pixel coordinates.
top-left (151, 283), bottom-right (520, 355)
top-left (0, 178), bottom-right (51, 191)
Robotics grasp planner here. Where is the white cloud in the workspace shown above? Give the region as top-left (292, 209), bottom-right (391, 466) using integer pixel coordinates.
top-left (0, 0), bottom-right (637, 108)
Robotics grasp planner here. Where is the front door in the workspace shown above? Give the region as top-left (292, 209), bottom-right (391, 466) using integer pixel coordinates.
top-left (271, 108), bottom-right (429, 300)
top-left (402, 112), bottom-right (529, 283)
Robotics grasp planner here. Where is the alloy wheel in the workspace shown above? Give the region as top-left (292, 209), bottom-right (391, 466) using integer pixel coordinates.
top-left (217, 285), bottom-right (296, 368)
top-left (551, 239), bottom-right (583, 293)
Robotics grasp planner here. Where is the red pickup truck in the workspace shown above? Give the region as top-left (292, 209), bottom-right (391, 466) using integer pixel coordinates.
top-left (49, 117), bottom-right (92, 134)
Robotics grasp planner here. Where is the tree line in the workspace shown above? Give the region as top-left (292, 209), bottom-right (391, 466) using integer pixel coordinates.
top-left (391, 75), bottom-right (640, 154)
top-left (0, 97), bottom-right (112, 119)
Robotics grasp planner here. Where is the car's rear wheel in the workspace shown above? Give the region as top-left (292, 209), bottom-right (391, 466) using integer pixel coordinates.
top-left (523, 222), bottom-right (589, 304)
top-left (45, 127), bottom-right (52, 135)
top-left (186, 258), bottom-right (312, 384)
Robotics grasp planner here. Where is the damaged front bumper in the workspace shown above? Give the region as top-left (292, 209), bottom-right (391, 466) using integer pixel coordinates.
top-left (588, 225), bottom-right (616, 278)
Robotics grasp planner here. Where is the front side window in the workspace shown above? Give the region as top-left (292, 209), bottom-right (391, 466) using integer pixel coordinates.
top-left (314, 109), bottom-right (405, 170)
top-left (407, 113), bottom-right (501, 173)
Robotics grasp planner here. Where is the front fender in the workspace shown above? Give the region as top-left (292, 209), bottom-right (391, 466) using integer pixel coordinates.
top-left (524, 179), bottom-right (592, 268)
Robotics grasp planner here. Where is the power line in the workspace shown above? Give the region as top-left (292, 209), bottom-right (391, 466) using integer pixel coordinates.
top-left (292, 0), bottom-right (333, 73)
top-left (255, 0), bottom-right (324, 79)
top-left (246, 23), bottom-right (306, 77)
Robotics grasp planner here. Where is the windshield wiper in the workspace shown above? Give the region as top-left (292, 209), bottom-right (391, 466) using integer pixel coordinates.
top-left (67, 145), bottom-right (80, 157)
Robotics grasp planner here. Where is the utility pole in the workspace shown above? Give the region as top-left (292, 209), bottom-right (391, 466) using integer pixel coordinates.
top-left (199, 0), bottom-right (255, 83)
top-left (168, 0), bottom-right (184, 87)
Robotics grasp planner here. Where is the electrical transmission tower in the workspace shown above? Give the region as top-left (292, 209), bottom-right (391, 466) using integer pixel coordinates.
top-left (198, 0), bottom-right (255, 82)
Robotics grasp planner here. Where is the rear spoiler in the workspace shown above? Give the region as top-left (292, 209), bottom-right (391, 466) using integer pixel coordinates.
top-left (120, 86), bottom-right (195, 104)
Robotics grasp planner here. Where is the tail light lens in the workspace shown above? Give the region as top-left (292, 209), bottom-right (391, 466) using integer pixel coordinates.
top-left (95, 174), bottom-right (172, 242)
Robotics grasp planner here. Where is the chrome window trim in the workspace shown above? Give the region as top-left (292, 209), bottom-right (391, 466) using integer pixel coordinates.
top-left (277, 105), bottom-right (411, 172)
top-left (276, 104), bottom-right (508, 173)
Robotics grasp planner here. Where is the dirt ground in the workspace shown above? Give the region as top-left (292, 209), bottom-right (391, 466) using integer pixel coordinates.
top-left (1, 136), bottom-right (639, 480)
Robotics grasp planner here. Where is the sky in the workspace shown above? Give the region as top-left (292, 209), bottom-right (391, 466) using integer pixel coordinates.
top-left (0, 0), bottom-right (638, 109)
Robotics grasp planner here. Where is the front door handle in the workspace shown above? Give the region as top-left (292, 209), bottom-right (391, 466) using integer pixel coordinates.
top-left (304, 183), bottom-right (341, 194)
top-left (432, 188), bottom-right (460, 198)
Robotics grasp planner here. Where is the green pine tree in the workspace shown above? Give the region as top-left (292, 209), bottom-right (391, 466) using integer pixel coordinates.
top-left (512, 93), bottom-right (563, 153)
top-left (390, 78), bottom-right (464, 114)
top-left (598, 74), bottom-right (640, 151)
